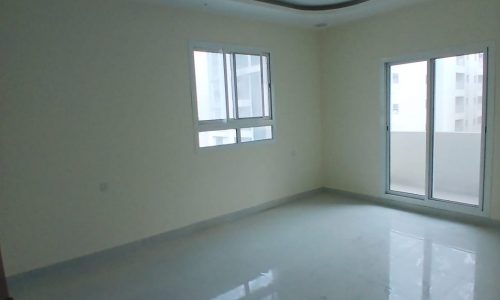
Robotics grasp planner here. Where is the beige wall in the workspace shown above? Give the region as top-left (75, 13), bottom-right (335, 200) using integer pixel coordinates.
top-left (0, 0), bottom-right (323, 276)
top-left (321, 0), bottom-right (500, 218)
top-left (2, 0), bottom-right (499, 278)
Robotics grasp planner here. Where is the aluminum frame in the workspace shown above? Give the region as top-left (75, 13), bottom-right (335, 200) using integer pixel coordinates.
top-left (383, 44), bottom-right (494, 217)
top-left (188, 41), bottom-right (275, 149)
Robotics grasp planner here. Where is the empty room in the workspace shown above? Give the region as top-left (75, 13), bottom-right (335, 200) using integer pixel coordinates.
top-left (1, 0), bottom-right (499, 299)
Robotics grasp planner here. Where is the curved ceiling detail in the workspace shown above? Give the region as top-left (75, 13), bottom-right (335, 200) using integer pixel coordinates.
top-left (253, 0), bottom-right (370, 11)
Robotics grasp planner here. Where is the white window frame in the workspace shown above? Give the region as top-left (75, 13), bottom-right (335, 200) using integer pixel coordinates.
top-left (380, 44), bottom-right (495, 218)
top-left (188, 41), bottom-right (276, 149)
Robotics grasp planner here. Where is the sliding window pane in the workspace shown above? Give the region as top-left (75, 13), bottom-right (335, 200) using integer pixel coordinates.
top-left (240, 126), bottom-right (273, 143)
top-left (199, 130), bottom-right (236, 148)
top-left (432, 53), bottom-right (484, 205)
top-left (236, 54), bottom-right (264, 118)
top-left (262, 56), bottom-right (271, 117)
top-left (193, 51), bottom-right (226, 121)
top-left (389, 61), bottom-right (427, 195)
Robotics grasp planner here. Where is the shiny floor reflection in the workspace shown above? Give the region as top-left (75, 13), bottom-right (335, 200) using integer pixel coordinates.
top-left (9, 193), bottom-right (500, 300)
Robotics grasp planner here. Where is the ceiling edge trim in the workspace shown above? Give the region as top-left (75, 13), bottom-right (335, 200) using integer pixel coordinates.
top-left (252, 0), bottom-right (370, 11)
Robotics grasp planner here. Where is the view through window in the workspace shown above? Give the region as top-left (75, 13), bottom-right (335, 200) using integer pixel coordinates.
top-left (388, 52), bottom-right (486, 206)
top-left (192, 46), bottom-right (273, 148)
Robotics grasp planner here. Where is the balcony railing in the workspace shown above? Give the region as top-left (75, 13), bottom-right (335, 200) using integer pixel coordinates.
top-left (390, 131), bottom-right (481, 205)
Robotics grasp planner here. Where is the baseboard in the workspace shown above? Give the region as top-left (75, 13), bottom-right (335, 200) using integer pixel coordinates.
top-left (8, 186), bottom-right (498, 285)
top-left (7, 188), bottom-right (323, 282)
top-left (324, 187), bottom-right (500, 229)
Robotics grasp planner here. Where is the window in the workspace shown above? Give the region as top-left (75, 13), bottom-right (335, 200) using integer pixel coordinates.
top-left (191, 43), bottom-right (274, 148)
top-left (198, 130), bottom-right (236, 148)
top-left (476, 74), bottom-right (483, 84)
top-left (456, 73), bottom-right (465, 89)
top-left (392, 73), bottom-right (399, 84)
top-left (455, 96), bottom-right (465, 113)
top-left (392, 103), bottom-right (399, 114)
top-left (388, 61), bottom-right (427, 196)
top-left (240, 126), bottom-right (273, 143)
top-left (454, 119), bottom-right (465, 132)
top-left (387, 49), bottom-right (489, 209)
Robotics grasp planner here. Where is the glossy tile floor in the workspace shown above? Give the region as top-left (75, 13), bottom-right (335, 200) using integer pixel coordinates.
top-left (9, 193), bottom-right (500, 300)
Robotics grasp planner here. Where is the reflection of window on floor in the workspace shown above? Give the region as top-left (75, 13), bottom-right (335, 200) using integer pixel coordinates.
top-left (212, 270), bottom-right (277, 300)
top-left (389, 230), bottom-right (476, 299)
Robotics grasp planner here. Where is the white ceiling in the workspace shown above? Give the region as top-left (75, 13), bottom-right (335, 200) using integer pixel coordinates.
top-left (139, 0), bottom-right (433, 28)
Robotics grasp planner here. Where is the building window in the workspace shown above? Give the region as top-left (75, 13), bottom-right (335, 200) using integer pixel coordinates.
top-left (455, 96), bottom-right (465, 113)
top-left (455, 119), bottom-right (465, 132)
top-left (476, 74), bottom-right (483, 84)
top-left (190, 43), bottom-right (273, 148)
top-left (392, 103), bottom-right (400, 114)
top-left (456, 73), bottom-right (465, 89)
top-left (392, 73), bottom-right (399, 84)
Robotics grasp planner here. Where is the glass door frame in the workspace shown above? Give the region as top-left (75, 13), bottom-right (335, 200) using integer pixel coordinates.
top-left (383, 45), bottom-right (494, 217)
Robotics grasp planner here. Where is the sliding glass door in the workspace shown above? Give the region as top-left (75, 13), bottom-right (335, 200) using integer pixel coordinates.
top-left (432, 54), bottom-right (485, 206)
top-left (387, 50), bottom-right (488, 210)
top-left (388, 61), bottom-right (428, 196)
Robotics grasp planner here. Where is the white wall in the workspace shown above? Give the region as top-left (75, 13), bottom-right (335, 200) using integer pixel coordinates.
top-left (321, 0), bottom-right (500, 219)
top-left (0, 0), bottom-right (323, 276)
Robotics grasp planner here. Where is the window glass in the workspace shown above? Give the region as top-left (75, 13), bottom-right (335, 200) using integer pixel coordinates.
top-left (455, 96), bottom-right (465, 113)
top-left (387, 50), bottom-right (487, 209)
top-left (199, 130), bottom-right (236, 148)
top-left (456, 73), bottom-right (465, 89)
top-left (262, 56), bottom-right (271, 117)
top-left (432, 53), bottom-right (484, 205)
top-left (241, 126), bottom-right (273, 143)
top-left (194, 51), bottom-right (226, 121)
top-left (192, 46), bottom-right (273, 148)
top-left (389, 61), bottom-right (428, 196)
top-left (236, 54), bottom-right (264, 118)
top-left (226, 54), bottom-right (235, 119)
